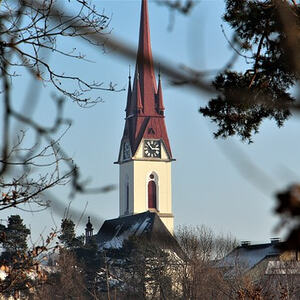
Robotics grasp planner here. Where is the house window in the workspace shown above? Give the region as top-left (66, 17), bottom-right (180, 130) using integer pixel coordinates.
top-left (148, 179), bottom-right (157, 209)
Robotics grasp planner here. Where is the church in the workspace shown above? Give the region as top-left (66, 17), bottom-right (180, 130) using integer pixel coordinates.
top-left (87, 0), bottom-right (179, 251)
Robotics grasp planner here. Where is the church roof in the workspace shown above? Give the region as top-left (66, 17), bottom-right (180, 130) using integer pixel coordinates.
top-left (95, 211), bottom-right (184, 258)
top-left (119, 0), bottom-right (172, 160)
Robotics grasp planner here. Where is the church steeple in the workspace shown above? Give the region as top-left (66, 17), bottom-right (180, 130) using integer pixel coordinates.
top-left (135, 0), bottom-right (157, 115)
top-left (125, 72), bottom-right (132, 117)
top-left (135, 72), bottom-right (143, 113)
top-left (157, 73), bottom-right (165, 115)
top-left (85, 216), bottom-right (93, 245)
top-left (117, 0), bottom-right (174, 234)
top-left (118, 0), bottom-right (172, 159)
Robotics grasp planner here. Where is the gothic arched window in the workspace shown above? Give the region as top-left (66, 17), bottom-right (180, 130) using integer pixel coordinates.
top-left (148, 177), bottom-right (157, 209)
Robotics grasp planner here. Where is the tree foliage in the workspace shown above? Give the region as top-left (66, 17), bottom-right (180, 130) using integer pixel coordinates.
top-left (96, 236), bottom-right (177, 299)
top-left (36, 249), bottom-right (87, 300)
top-left (0, 0), bottom-right (111, 104)
top-left (58, 218), bottom-right (83, 249)
top-left (0, 215), bottom-right (30, 263)
top-left (0, 215), bottom-right (35, 297)
top-left (200, 0), bottom-right (299, 142)
top-left (0, 0), bottom-right (116, 213)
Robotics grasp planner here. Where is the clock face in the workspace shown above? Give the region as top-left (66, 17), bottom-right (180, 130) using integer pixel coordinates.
top-left (144, 140), bottom-right (161, 158)
top-left (123, 142), bottom-right (131, 160)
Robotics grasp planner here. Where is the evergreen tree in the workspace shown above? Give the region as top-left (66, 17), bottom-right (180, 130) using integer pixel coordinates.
top-left (0, 215), bottom-right (33, 297)
top-left (0, 215), bottom-right (30, 263)
top-left (200, 0), bottom-right (299, 142)
top-left (58, 218), bottom-right (102, 294)
top-left (75, 240), bottom-right (103, 293)
top-left (100, 236), bottom-right (174, 298)
top-left (58, 218), bottom-right (83, 249)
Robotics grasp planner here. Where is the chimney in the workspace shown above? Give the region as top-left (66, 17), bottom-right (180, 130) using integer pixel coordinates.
top-left (241, 241), bottom-right (251, 246)
top-left (270, 238), bottom-right (280, 244)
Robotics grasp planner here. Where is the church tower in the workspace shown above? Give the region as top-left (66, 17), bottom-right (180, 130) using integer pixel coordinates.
top-left (117, 0), bottom-right (174, 234)
top-left (85, 216), bottom-right (93, 245)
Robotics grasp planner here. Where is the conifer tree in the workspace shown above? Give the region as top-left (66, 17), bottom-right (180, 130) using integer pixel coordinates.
top-left (58, 218), bottom-right (82, 249)
top-left (0, 215), bottom-right (33, 297)
top-left (0, 215), bottom-right (30, 263)
top-left (200, 0), bottom-right (299, 142)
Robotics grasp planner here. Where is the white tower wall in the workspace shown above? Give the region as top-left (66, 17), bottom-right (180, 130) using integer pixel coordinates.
top-left (119, 140), bottom-right (174, 233)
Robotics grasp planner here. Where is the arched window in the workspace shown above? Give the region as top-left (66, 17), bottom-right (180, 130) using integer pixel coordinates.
top-left (148, 180), bottom-right (157, 209)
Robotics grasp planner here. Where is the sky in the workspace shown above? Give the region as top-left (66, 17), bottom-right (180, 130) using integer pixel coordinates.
top-left (2, 0), bottom-right (300, 245)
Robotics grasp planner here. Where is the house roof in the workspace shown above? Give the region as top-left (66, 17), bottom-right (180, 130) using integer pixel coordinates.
top-left (95, 211), bottom-right (184, 258)
top-left (218, 242), bottom-right (283, 272)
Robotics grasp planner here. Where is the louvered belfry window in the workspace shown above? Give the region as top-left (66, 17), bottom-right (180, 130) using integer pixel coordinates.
top-left (148, 180), bottom-right (157, 209)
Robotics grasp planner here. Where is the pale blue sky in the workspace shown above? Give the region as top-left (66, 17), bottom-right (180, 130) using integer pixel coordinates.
top-left (2, 0), bottom-right (300, 244)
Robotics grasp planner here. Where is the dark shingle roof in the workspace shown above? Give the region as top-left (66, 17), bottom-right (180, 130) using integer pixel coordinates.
top-left (219, 242), bottom-right (282, 271)
top-left (95, 211), bottom-right (184, 258)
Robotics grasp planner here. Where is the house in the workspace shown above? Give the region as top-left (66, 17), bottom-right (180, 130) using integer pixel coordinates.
top-left (219, 238), bottom-right (300, 280)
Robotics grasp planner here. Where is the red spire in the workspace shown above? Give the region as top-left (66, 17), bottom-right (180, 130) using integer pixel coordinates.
top-left (134, 0), bottom-right (157, 115)
top-left (125, 73), bottom-right (132, 116)
top-left (157, 74), bottom-right (165, 115)
top-left (118, 0), bottom-right (172, 160)
top-left (136, 72), bottom-right (143, 113)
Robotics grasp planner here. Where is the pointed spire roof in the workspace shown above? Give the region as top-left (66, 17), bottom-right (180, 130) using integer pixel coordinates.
top-left (134, 0), bottom-right (157, 115)
top-left (85, 216), bottom-right (93, 230)
top-left (136, 72), bottom-right (143, 113)
top-left (125, 72), bottom-right (132, 116)
top-left (157, 73), bottom-right (165, 114)
top-left (118, 0), bottom-right (172, 160)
